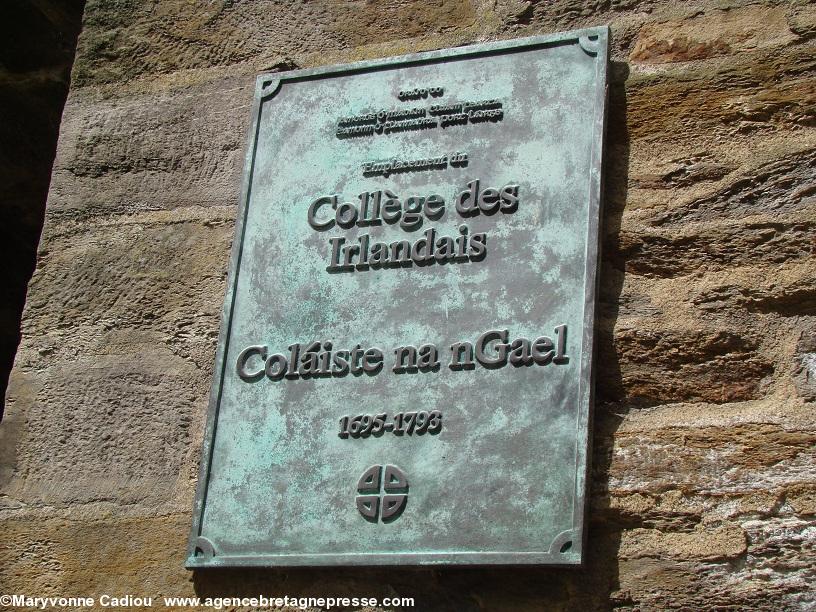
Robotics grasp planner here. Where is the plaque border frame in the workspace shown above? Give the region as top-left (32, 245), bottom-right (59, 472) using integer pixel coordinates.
top-left (186, 25), bottom-right (609, 569)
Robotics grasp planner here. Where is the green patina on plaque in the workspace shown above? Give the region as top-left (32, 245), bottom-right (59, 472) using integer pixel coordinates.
top-left (187, 27), bottom-right (608, 567)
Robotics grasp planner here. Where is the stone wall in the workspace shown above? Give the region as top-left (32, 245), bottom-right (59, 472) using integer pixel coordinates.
top-left (2, 1), bottom-right (814, 609)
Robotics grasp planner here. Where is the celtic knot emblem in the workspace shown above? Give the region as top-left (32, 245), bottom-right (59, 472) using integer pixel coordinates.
top-left (356, 465), bottom-right (408, 522)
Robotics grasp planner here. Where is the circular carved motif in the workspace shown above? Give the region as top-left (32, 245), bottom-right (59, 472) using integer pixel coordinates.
top-left (355, 464), bottom-right (408, 522)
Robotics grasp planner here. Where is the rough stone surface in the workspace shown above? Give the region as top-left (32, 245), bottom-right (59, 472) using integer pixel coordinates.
top-left (2, 0), bottom-right (815, 610)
